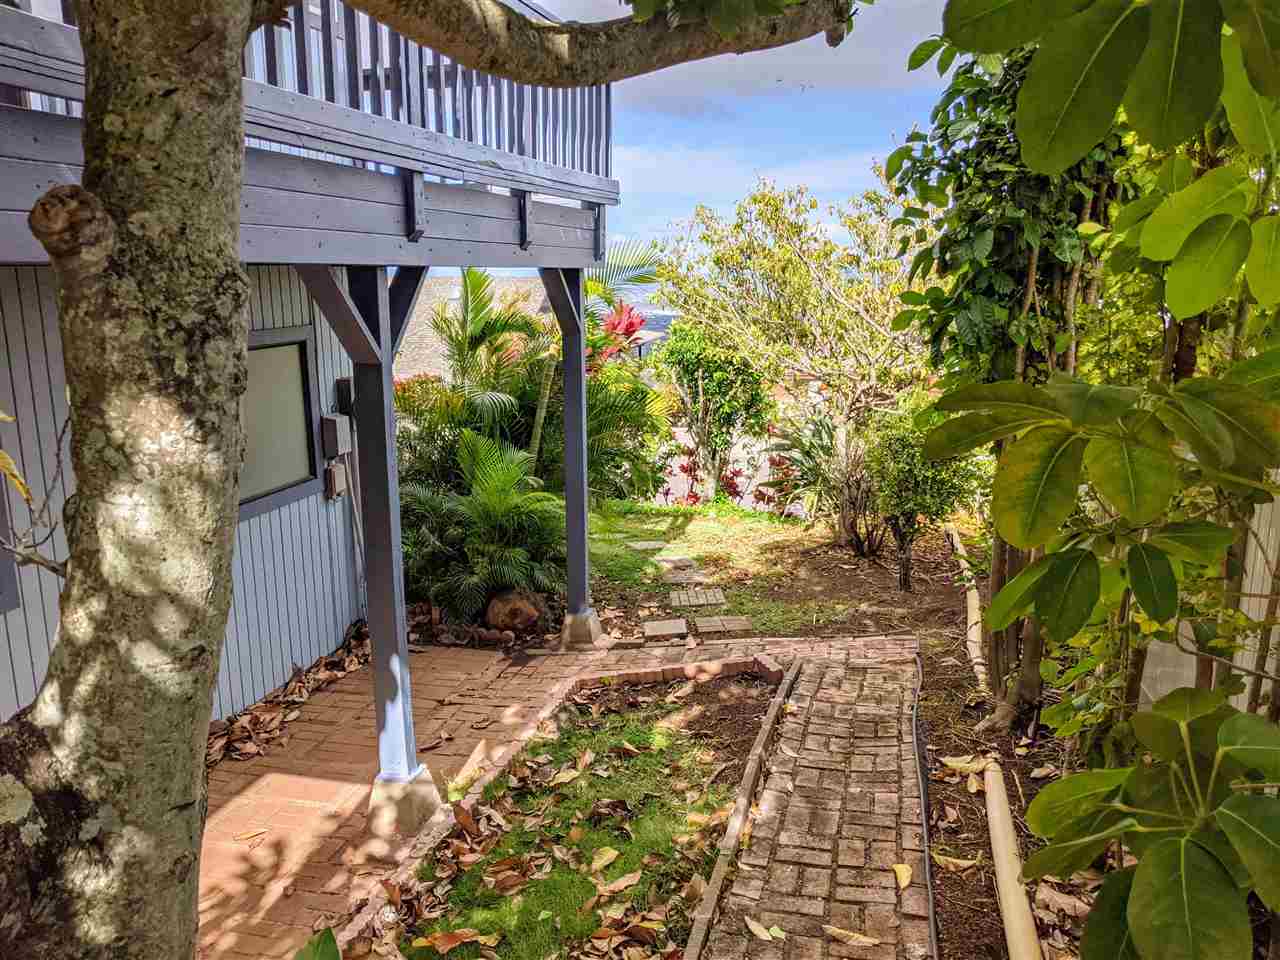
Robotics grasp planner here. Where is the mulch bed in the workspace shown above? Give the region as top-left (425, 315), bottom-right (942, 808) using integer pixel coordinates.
top-left (917, 576), bottom-right (1088, 960)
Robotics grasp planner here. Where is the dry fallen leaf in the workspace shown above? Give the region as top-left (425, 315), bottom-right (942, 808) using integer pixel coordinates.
top-left (933, 853), bottom-right (979, 872)
top-left (591, 847), bottom-right (620, 874)
top-left (892, 864), bottom-right (912, 890)
top-left (682, 873), bottom-right (707, 903)
top-left (1036, 882), bottom-right (1090, 918)
top-left (767, 926), bottom-right (786, 941)
top-left (745, 917), bottom-right (773, 942)
top-left (967, 772), bottom-right (984, 794)
top-left (410, 929), bottom-right (502, 955)
top-left (596, 871), bottom-right (643, 897)
top-left (550, 768), bottom-right (582, 787)
top-left (941, 755), bottom-right (991, 775)
top-left (822, 926), bottom-right (880, 946)
top-left (1030, 765), bottom-right (1058, 780)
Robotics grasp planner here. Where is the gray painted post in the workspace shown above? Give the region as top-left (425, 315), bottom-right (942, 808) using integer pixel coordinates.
top-left (347, 266), bottom-right (423, 784)
top-left (539, 267), bottom-right (600, 648)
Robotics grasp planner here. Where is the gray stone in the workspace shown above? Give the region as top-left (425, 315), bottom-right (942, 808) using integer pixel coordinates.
top-left (643, 618), bottom-right (688, 639)
top-left (626, 540), bottom-right (667, 551)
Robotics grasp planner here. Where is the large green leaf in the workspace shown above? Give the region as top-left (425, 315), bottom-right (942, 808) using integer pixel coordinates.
top-left (1081, 868), bottom-right (1139, 960)
top-left (1174, 378), bottom-right (1280, 475)
top-left (1044, 378), bottom-right (1140, 425)
top-left (1026, 768), bottom-right (1133, 838)
top-left (1221, 0), bottom-right (1280, 97)
top-left (294, 929), bottom-right (341, 960)
top-left (935, 381), bottom-right (1065, 417)
top-left (1114, 191), bottom-right (1164, 236)
top-left (1084, 436), bottom-right (1178, 522)
top-left (1222, 34), bottom-right (1280, 158)
top-left (1023, 812), bottom-right (1137, 879)
top-left (1015, 0), bottom-right (1152, 174)
top-left (1131, 712), bottom-right (1185, 763)
top-left (1218, 711), bottom-right (1280, 779)
top-left (1140, 165), bottom-right (1253, 261)
top-left (923, 410), bottom-right (1055, 459)
top-left (1127, 837), bottom-right (1252, 960)
top-left (1127, 543), bottom-right (1178, 622)
top-left (1148, 520), bottom-right (1236, 562)
top-left (993, 425), bottom-right (1089, 549)
top-left (1225, 344), bottom-right (1280, 399)
top-left (1165, 215), bottom-right (1253, 319)
top-left (942, 0), bottom-right (1090, 51)
top-left (1215, 794), bottom-right (1280, 909)
top-left (1153, 686), bottom-right (1227, 724)
top-left (1123, 0), bottom-right (1224, 148)
top-left (1034, 548), bottom-right (1101, 641)
top-left (986, 553), bottom-right (1055, 630)
top-left (1246, 217), bottom-right (1280, 308)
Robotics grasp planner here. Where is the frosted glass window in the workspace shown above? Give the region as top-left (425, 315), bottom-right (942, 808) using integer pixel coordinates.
top-left (241, 344), bottom-right (313, 501)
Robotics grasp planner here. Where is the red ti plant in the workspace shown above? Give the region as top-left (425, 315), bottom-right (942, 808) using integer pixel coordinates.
top-left (587, 301), bottom-right (647, 369)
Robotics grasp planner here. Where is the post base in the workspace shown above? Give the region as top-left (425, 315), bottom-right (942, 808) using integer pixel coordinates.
top-left (560, 608), bottom-right (603, 650)
top-left (366, 765), bottom-right (445, 840)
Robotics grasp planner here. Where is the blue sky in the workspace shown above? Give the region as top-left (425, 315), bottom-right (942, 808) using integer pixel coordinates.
top-left (542, 0), bottom-right (950, 243)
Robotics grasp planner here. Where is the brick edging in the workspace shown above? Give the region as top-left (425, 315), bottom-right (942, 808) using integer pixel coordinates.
top-left (683, 657), bottom-right (804, 960)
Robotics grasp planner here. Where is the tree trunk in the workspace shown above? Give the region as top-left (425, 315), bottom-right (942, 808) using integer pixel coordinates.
top-left (1248, 559), bottom-right (1280, 712)
top-left (888, 517), bottom-right (913, 592)
top-left (698, 448), bottom-right (722, 501)
top-left (1, 3), bottom-right (252, 956)
top-left (987, 530), bottom-right (1010, 695)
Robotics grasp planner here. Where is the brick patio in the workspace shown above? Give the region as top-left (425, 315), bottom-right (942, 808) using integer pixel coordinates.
top-left (197, 634), bottom-right (925, 960)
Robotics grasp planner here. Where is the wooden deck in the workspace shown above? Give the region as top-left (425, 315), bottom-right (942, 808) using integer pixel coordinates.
top-left (0, 3), bottom-right (618, 269)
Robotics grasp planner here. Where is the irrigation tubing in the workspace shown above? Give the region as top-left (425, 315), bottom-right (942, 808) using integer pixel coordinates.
top-left (912, 651), bottom-right (942, 960)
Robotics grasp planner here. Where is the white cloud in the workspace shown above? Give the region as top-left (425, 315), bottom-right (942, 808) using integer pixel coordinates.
top-left (610, 143), bottom-right (886, 240)
top-left (536, 0), bottom-right (947, 113)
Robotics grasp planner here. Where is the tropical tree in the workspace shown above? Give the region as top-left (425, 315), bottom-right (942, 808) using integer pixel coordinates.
top-left (658, 177), bottom-right (926, 423)
top-left (3, 1), bottom-right (861, 954)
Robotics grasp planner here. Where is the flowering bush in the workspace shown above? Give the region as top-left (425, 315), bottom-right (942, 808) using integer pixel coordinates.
top-left (587, 301), bottom-right (648, 368)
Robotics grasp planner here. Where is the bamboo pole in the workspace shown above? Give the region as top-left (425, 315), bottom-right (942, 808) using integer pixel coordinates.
top-left (985, 762), bottom-right (1042, 960)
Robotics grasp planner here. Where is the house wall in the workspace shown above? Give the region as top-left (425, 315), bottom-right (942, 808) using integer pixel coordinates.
top-left (1141, 492), bottom-right (1280, 708)
top-left (0, 264), bottom-right (364, 721)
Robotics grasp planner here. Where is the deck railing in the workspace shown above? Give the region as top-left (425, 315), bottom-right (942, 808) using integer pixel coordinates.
top-left (0, 1), bottom-right (615, 199)
top-left (246, 2), bottom-right (611, 178)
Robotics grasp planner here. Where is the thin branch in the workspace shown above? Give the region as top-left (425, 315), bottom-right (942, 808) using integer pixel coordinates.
top-left (1172, 628), bottom-right (1280, 685)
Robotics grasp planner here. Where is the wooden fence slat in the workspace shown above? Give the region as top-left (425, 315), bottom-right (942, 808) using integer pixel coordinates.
top-left (291, 3), bottom-right (311, 96)
top-left (319, 0), bottom-right (338, 102)
top-left (341, 3), bottom-right (361, 110)
top-left (366, 14), bottom-right (383, 116)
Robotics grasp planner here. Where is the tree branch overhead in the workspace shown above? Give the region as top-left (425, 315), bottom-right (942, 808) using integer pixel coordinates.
top-left (347, 0), bottom-right (855, 87)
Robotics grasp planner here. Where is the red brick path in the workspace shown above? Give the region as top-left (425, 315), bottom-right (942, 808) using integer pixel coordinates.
top-left (197, 635), bottom-right (923, 959)
top-left (705, 638), bottom-right (931, 960)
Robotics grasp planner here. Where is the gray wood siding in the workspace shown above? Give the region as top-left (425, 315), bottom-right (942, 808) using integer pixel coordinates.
top-left (0, 265), bottom-right (364, 721)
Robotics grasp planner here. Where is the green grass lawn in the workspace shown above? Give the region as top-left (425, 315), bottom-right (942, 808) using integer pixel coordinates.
top-left (405, 695), bottom-right (734, 960)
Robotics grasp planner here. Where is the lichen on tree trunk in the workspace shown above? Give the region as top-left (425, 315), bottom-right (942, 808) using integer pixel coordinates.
top-left (0, 2), bottom-right (254, 955)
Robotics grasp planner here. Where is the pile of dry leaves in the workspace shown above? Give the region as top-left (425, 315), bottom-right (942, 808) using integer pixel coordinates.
top-left (205, 619), bottom-right (372, 767)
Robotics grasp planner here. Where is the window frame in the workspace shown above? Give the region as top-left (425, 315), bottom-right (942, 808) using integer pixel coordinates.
top-left (239, 325), bottom-right (325, 521)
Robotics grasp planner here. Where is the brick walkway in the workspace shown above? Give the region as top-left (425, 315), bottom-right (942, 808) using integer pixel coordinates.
top-left (197, 634), bottom-right (925, 959)
top-left (705, 639), bottom-right (931, 960)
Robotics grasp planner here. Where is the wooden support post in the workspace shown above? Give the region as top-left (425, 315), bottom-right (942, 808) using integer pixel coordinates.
top-left (540, 267), bottom-right (600, 649)
top-left (300, 264), bottom-right (442, 836)
top-left (345, 266), bottom-right (419, 785)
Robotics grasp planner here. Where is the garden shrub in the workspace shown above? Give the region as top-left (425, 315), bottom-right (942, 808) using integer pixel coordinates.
top-left (865, 399), bottom-right (985, 591)
top-left (401, 431), bottom-right (565, 623)
top-left (656, 322), bottom-right (771, 500)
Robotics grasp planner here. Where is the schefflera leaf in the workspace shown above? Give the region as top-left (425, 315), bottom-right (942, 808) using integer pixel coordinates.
top-left (1127, 837), bottom-right (1252, 960)
top-left (1026, 768), bottom-right (1133, 838)
top-left (1221, 33), bottom-right (1280, 160)
top-left (1081, 868), bottom-right (1138, 960)
top-left (1015, 0), bottom-right (1151, 174)
top-left (1215, 794), bottom-right (1280, 911)
top-left (1033, 548), bottom-right (1101, 642)
top-left (1084, 434), bottom-right (1178, 523)
top-left (1140, 165), bottom-right (1253, 262)
top-left (1126, 543), bottom-right (1178, 623)
top-left (1218, 711), bottom-right (1280, 780)
top-left (986, 552), bottom-right (1054, 630)
top-left (1164, 215), bottom-right (1253, 320)
top-left (942, 0), bottom-right (1084, 52)
top-left (992, 425), bottom-right (1088, 549)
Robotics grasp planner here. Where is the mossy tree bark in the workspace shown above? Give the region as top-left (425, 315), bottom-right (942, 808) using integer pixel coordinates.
top-left (0, 1), bottom-right (253, 955)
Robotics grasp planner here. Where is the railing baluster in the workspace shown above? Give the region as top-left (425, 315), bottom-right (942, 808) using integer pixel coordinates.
top-left (463, 67), bottom-right (476, 143)
top-left (387, 29), bottom-right (403, 122)
top-left (431, 49), bottom-right (446, 134)
top-left (451, 60), bottom-right (463, 139)
top-left (342, 3), bottom-right (361, 110)
top-left (366, 15), bottom-right (383, 116)
top-left (482, 72), bottom-right (493, 147)
top-left (291, 3), bottom-right (311, 96)
top-left (263, 23), bottom-right (280, 86)
top-left (605, 83), bottom-right (613, 178)
top-left (319, 0), bottom-right (337, 102)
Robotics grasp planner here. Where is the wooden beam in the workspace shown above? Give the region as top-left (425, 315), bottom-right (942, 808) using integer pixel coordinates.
top-left (295, 265), bottom-right (381, 363)
top-left (388, 265), bottom-right (428, 357)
